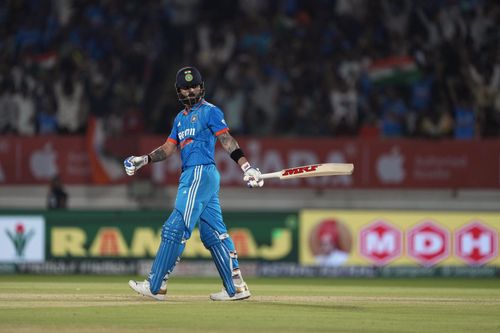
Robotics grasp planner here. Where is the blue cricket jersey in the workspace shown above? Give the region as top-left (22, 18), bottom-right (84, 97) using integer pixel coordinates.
top-left (167, 100), bottom-right (229, 170)
top-left (148, 100), bottom-right (241, 296)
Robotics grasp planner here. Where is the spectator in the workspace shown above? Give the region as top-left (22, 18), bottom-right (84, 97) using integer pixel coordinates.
top-left (251, 69), bottom-right (279, 134)
top-left (54, 71), bottom-right (86, 134)
top-left (86, 73), bottom-right (111, 118)
top-left (484, 51), bottom-right (500, 136)
top-left (0, 0), bottom-right (499, 139)
top-left (379, 86), bottom-right (408, 137)
top-left (47, 175), bottom-right (68, 209)
top-left (213, 82), bottom-right (246, 135)
top-left (12, 81), bottom-right (36, 136)
top-left (329, 78), bottom-right (359, 136)
top-left (292, 95), bottom-right (319, 136)
top-left (453, 97), bottom-right (478, 140)
top-left (196, 22), bottom-right (236, 70)
top-left (449, 83), bottom-right (478, 140)
top-left (0, 79), bottom-right (18, 134)
top-left (408, 71), bottom-right (434, 136)
top-left (36, 86), bottom-right (58, 134)
top-left (358, 107), bottom-right (380, 139)
top-left (485, 95), bottom-right (500, 137)
top-left (419, 95), bottom-right (454, 139)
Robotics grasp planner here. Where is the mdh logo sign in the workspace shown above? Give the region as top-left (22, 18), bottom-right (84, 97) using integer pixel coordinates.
top-left (358, 220), bottom-right (498, 266)
top-left (359, 220), bottom-right (402, 265)
top-left (455, 221), bottom-right (498, 266)
top-left (407, 221), bottom-right (450, 266)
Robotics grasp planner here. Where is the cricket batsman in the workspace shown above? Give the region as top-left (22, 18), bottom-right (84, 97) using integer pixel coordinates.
top-left (124, 66), bottom-right (263, 301)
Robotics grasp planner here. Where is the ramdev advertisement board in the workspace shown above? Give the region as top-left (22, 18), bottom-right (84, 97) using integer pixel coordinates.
top-left (47, 211), bottom-right (297, 262)
top-left (300, 210), bottom-right (500, 267)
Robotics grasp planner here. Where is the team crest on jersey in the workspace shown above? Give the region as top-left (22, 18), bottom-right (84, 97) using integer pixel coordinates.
top-left (191, 114), bottom-right (198, 123)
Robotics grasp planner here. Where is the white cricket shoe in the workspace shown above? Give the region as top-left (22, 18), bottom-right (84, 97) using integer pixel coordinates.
top-left (128, 280), bottom-right (167, 301)
top-left (210, 282), bottom-right (251, 301)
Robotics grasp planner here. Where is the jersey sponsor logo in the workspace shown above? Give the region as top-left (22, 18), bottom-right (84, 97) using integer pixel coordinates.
top-left (178, 128), bottom-right (196, 140)
top-left (177, 121), bottom-right (181, 127)
top-left (191, 114), bottom-right (198, 123)
top-left (282, 165), bottom-right (319, 176)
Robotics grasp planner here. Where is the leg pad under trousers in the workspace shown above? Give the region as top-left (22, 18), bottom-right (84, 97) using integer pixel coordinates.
top-left (149, 210), bottom-right (186, 294)
top-left (200, 222), bottom-right (237, 297)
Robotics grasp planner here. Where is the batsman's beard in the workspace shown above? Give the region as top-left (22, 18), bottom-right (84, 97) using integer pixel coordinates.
top-left (178, 92), bottom-right (204, 107)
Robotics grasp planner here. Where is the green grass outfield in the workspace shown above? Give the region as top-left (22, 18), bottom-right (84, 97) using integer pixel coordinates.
top-left (0, 275), bottom-right (499, 333)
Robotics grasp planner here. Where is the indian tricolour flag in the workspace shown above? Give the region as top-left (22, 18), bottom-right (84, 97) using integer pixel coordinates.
top-left (368, 56), bottom-right (420, 85)
top-left (29, 51), bottom-right (58, 69)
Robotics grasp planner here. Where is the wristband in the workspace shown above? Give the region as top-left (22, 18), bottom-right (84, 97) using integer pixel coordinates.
top-left (146, 155), bottom-right (152, 164)
top-left (230, 148), bottom-right (245, 163)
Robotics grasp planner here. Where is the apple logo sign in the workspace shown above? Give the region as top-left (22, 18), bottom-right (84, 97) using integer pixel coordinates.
top-left (376, 147), bottom-right (405, 183)
top-left (30, 142), bottom-right (59, 179)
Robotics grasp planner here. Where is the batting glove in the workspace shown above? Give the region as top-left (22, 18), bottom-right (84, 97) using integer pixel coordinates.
top-left (124, 155), bottom-right (149, 176)
top-left (242, 162), bottom-right (264, 188)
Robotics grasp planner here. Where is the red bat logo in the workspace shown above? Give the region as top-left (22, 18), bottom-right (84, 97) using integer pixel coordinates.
top-left (282, 165), bottom-right (320, 176)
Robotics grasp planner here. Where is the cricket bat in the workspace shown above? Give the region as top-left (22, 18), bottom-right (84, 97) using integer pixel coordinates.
top-left (259, 163), bottom-right (354, 180)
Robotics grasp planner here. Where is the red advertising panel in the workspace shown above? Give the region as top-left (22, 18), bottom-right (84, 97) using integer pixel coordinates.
top-left (0, 135), bottom-right (91, 184)
top-left (366, 140), bottom-right (499, 188)
top-left (1, 136), bottom-right (499, 188)
top-left (0, 137), bottom-right (17, 183)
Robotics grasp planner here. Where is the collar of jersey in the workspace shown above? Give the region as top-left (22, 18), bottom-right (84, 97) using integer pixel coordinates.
top-left (183, 99), bottom-right (205, 115)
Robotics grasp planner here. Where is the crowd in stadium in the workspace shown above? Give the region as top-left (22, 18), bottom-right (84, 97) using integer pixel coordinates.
top-left (1, 0), bottom-right (499, 139)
